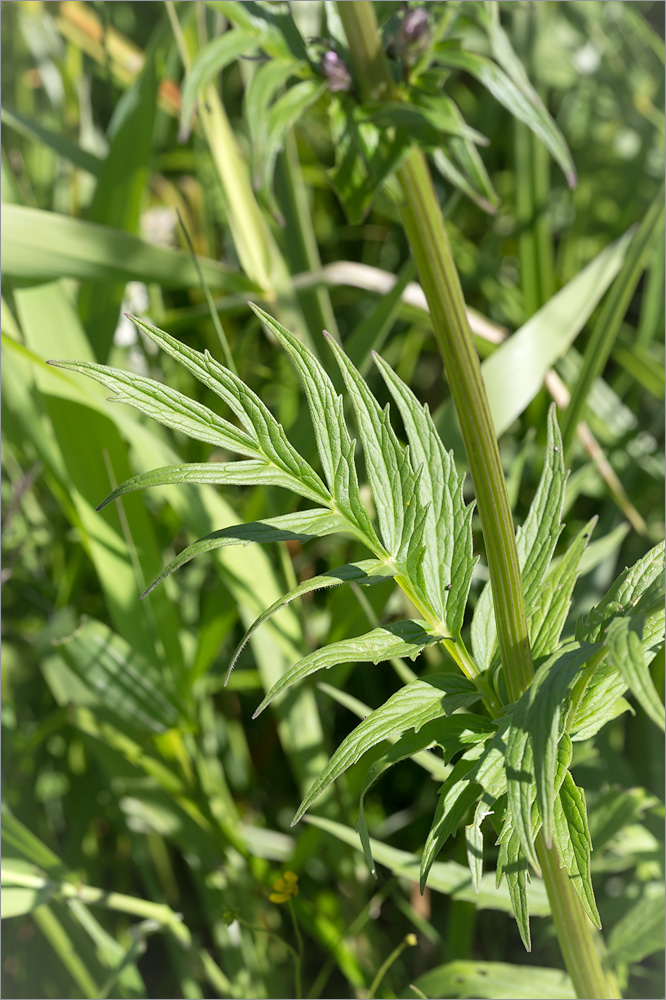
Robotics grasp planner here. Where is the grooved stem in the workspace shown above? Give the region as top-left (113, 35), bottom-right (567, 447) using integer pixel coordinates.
top-left (337, 6), bottom-right (622, 998)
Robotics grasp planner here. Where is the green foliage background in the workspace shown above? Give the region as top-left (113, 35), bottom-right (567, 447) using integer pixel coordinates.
top-left (1, 2), bottom-right (664, 998)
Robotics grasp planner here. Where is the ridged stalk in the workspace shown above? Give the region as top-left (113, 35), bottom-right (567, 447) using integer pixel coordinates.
top-left (337, 6), bottom-right (621, 998)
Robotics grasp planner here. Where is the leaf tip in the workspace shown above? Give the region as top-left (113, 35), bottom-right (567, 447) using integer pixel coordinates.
top-left (565, 169), bottom-right (578, 190)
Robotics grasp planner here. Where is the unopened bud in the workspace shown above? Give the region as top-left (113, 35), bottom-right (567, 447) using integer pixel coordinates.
top-left (321, 50), bottom-right (352, 93)
top-left (397, 8), bottom-right (430, 60)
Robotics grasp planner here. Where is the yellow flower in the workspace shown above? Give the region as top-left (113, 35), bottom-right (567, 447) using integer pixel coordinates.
top-left (269, 870), bottom-right (299, 904)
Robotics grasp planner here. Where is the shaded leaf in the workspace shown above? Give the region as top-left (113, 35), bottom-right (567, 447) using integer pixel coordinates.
top-left (413, 960), bottom-right (575, 1000)
top-left (434, 47), bottom-right (575, 186)
top-left (304, 816), bottom-right (550, 914)
top-left (607, 885), bottom-right (665, 965)
top-left (553, 769), bottom-right (600, 928)
top-left (604, 616), bottom-right (665, 731)
top-left (53, 618), bottom-right (183, 733)
top-left (421, 747), bottom-right (484, 891)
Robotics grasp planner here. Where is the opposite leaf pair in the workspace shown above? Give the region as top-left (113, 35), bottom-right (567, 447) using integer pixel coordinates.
top-left (50, 308), bottom-right (665, 950)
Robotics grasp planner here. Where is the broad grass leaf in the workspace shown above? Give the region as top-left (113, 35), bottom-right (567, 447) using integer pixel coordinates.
top-left (77, 56), bottom-right (157, 361)
top-left (374, 353), bottom-right (476, 635)
top-left (292, 674), bottom-right (481, 824)
top-left (553, 769), bottom-right (600, 928)
top-left (254, 620), bottom-right (442, 722)
top-left (2, 205), bottom-right (254, 291)
top-left (227, 558), bottom-right (394, 682)
top-left (1, 107), bottom-right (103, 177)
top-left (180, 30), bottom-right (260, 138)
top-left (604, 616), bottom-right (665, 731)
top-left (413, 960), bottom-right (575, 1000)
top-left (142, 508), bottom-right (350, 597)
top-left (482, 229), bottom-right (633, 436)
top-left (249, 305), bottom-right (378, 544)
top-left (53, 617), bottom-right (183, 733)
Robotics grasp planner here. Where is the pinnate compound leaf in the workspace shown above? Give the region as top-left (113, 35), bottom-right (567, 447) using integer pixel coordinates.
top-left (47, 358), bottom-right (257, 457)
top-left (128, 314), bottom-right (330, 505)
top-left (357, 722), bottom-right (449, 878)
top-left (226, 558), bottom-right (394, 682)
top-left (496, 820), bottom-right (532, 951)
top-left (604, 616), bottom-right (665, 731)
top-left (304, 814), bottom-right (550, 914)
top-left (472, 405), bottom-right (566, 669)
top-left (553, 769), bottom-right (600, 928)
top-left (568, 661), bottom-right (632, 742)
top-left (250, 305), bottom-right (378, 544)
top-left (420, 745), bottom-right (485, 892)
top-left (374, 353), bottom-right (476, 636)
top-left (97, 461), bottom-right (330, 511)
top-left (516, 406), bottom-right (567, 614)
top-left (325, 335), bottom-right (433, 611)
top-left (295, 674), bottom-right (481, 823)
top-left (506, 644), bottom-right (596, 866)
top-left (255, 620), bottom-right (442, 723)
top-left (465, 806), bottom-right (486, 895)
top-left (577, 540), bottom-right (665, 644)
top-left (142, 508), bottom-right (350, 598)
top-left (434, 47), bottom-right (576, 188)
top-left (529, 518), bottom-right (596, 658)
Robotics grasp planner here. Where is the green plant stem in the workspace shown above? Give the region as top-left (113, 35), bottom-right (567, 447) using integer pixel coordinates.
top-left (367, 934), bottom-right (417, 999)
top-left (288, 900), bottom-right (304, 1000)
top-left (338, 2), bottom-right (532, 705)
top-left (337, 6), bottom-right (622, 999)
top-left (536, 833), bottom-right (621, 999)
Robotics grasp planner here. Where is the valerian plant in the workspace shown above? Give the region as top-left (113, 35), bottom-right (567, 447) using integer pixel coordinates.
top-left (49, 305), bottom-right (665, 958)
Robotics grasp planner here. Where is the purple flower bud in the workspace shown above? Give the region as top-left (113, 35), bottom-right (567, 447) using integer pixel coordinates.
top-left (321, 50), bottom-right (352, 92)
top-left (397, 8), bottom-right (430, 59)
